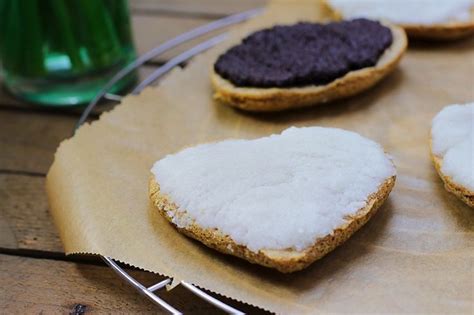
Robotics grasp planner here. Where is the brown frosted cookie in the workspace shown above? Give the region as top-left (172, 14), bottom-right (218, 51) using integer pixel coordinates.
top-left (211, 20), bottom-right (406, 112)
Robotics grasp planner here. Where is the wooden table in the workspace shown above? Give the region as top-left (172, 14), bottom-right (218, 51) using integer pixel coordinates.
top-left (0, 1), bottom-right (268, 313)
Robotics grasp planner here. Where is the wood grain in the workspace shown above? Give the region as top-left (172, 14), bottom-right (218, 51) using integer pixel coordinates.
top-left (130, 0), bottom-right (266, 17)
top-left (0, 254), bottom-right (265, 314)
top-left (0, 174), bottom-right (62, 251)
top-left (0, 110), bottom-right (75, 175)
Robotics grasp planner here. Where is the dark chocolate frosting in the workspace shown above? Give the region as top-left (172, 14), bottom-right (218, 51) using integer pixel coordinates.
top-left (214, 19), bottom-right (393, 88)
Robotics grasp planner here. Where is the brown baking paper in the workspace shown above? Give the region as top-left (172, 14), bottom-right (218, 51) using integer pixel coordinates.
top-left (47, 0), bottom-right (474, 313)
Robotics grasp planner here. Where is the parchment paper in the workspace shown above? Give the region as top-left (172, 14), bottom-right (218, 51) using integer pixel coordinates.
top-left (47, 0), bottom-right (474, 313)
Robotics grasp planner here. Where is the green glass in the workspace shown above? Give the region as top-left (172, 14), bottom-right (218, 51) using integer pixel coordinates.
top-left (0, 0), bottom-right (137, 106)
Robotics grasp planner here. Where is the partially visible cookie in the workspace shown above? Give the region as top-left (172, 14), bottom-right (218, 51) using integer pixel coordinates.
top-left (430, 103), bottom-right (474, 207)
top-left (324, 0), bottom-right (474, 40)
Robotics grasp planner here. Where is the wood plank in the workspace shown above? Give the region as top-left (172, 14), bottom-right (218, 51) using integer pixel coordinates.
top-left (0, 254), bottom-right (264, 314)
top-left (0, 174), bottom-right (62, 252)
top-left (130, 0), bottom-right (266, 17)
top-left (0, 110), bottom-right (75, 174)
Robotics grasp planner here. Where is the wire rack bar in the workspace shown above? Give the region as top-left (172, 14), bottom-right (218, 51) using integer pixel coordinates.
top-left (147, 279), bottom-right (172, 293)
top-left (76, 8), bottom-right (264, 314)
top-left (102, 257), bottom-right (180, 314)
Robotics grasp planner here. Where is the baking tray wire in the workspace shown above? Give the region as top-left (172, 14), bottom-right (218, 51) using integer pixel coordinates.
top-left (74, 8), bottom-right (263, 315)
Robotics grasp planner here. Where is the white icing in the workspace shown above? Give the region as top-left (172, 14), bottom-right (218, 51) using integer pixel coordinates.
top-left (151, 127), bottom-right (395, 252)
top-left (431, 103), bottom-right (474, 191)
top-left (328, 0), bottom-right (474, 25)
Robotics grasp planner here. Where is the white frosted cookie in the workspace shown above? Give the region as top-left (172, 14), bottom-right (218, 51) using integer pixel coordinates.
top-left (431, 103), bottom-right (474, 207)
top-left (149, 127), bottom-right (396, 272)
top-left (325, 0), bottom-right (474, 40)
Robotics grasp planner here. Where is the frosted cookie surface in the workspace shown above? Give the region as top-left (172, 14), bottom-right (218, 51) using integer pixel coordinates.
top-left (214, 19), bottom-right (392, 88)
top-left (151, 127), bottom-right (395, 252)
top-left (327, 0), bottom-right (474, 25)
top-left (431, 103), bottom-right (474, 206)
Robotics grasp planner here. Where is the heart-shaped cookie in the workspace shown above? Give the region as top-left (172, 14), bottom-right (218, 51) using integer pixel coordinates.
top-left (150, 127), bottom-right (396, 272)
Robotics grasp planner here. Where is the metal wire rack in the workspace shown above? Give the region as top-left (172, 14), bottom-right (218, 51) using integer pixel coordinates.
top-left (74, 8), bottom-right (264, 314)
